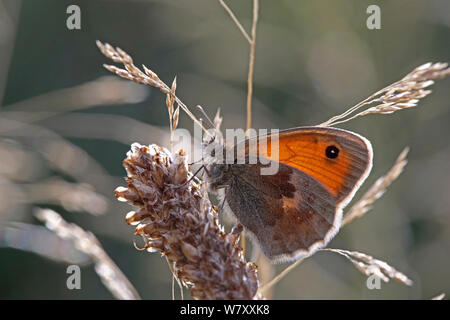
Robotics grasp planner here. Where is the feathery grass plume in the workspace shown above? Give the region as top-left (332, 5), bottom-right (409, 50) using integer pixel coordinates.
top-left (320, 62), bottom-right (450, 127)
top-left (34, 208), bottom-right (141, 300)
top-left (342, 147), bottom-right (409, 226)
top-left (96, 41), bottom-right (209, 136)
top-left (321, 248), bottom-right (413, 286)
top-left (259, 245), bottom-right (414, 294)
top-left (115, 143), bottom-right (260, 300)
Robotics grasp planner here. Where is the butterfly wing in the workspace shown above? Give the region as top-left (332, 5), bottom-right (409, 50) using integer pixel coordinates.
top-left (226, 161), bottom-right (338, 262)
top-left (245, 126), bottom-right (373, 206)
top-left (228, 126), bottom-right (372, 262)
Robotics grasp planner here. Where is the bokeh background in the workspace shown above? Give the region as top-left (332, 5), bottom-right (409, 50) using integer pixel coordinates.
top-left (0, 0), bottom-right (449, 299)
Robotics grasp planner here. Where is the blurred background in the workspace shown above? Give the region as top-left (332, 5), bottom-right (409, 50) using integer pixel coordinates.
top-left (0, 0), bottom-right (449, 299)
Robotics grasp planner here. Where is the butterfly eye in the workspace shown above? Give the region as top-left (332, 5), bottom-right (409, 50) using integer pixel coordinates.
top-left (325, 145), bottom-right (339, 159)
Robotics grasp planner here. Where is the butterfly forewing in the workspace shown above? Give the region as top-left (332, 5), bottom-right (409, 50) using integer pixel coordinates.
top-left (218, 126), bottom-right (372, 262)
top-left (244, 126), bottom-right (373, 205)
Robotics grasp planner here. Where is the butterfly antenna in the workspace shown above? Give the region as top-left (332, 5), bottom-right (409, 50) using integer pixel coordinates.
top-left (196, 105), bottom-right (216, 130)
top-left (188, 159), bottom-right (203, 166)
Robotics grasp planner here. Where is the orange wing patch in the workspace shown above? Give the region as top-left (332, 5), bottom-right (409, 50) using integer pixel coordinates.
top-left (244, 127), bottom-right (371, 203)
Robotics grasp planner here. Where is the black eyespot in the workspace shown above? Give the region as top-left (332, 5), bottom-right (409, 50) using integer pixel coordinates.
top-left (325, 145), bottom-right (339, 159)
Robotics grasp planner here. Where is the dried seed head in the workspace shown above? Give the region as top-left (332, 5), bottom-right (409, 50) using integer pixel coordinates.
top-left (115, 143), bottom-right (260, 299)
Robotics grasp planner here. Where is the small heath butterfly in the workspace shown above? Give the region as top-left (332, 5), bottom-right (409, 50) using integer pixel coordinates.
top-left (206, 126), bottom-right (372, 263)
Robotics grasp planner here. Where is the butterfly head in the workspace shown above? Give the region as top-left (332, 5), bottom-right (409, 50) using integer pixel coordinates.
top-left (205, 162), bottom-right (230, 192)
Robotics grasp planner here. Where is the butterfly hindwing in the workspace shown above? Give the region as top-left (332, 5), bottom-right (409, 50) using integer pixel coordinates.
top-left (227, 162), bottom-right (337, 262)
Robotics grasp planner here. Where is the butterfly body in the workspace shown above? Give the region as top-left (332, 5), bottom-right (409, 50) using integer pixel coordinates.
top-left (206, 126), bottom-right (372, 263)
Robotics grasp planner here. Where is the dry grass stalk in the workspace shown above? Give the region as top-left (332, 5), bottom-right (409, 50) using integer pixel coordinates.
top-left (342, 147), bottom-right (409, 226)
top-left (322, 248), bottom-right (413, 286)
top-left (431, 293), bottom-right (446, 300)
top-left (166, 76), bottom-right (178, 151)
top-left (213, 108), bottom-right (223, 132)
top-left (218, 0), bottom-right (252, 44)
top-left (246, 0), bottom-right (259, 132)
top-left (320, 62), bottom-right (450, 127)
top-left (254, 248), bottom-right (276, 299)
top-left (24, 178), bottom-right (108, 216)
top-left (115, 143), bottom-right (259, 300)
top-left (217, 0), bottom-right (259, 132)
top-left (258, 255), bottom-right (308, 294)
top-left (218, 0), bottom-right (260, 257)
top-left (96, 41), bottom-right (209, 136)
top-left (34, 208), bottom-right (141, 300)
top-left (0, 222), bottom-right (91, 264)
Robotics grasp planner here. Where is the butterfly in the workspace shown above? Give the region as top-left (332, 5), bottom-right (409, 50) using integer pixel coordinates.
top-left (204, 126), bottom-right (373, 263)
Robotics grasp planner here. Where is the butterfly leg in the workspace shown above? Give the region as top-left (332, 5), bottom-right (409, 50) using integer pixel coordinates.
top-left (171, 164), bottom-right (204, 189)
top-left (218, 185), bottom-right (231, 213)
top-left (231, 223), bottom-right (244, 236)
